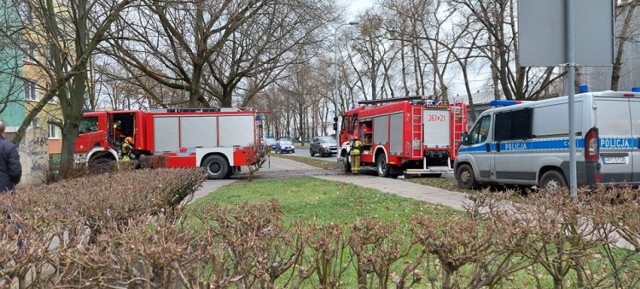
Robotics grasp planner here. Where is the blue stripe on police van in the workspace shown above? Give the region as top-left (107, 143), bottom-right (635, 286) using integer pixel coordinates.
top-left (458, 145), bottom-right (487, 153)
top-left (459, 137), bottom-right (639, 153)
top-left (458, 138), bottom-right (584, 153)
top-left (599, 137), bottom-right (639, 150)
top-left (499, 139), bottom-right (584, 152)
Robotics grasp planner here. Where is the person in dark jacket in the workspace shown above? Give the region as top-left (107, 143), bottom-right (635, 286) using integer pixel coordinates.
top-left (0, 120), bottom-right (22, 193)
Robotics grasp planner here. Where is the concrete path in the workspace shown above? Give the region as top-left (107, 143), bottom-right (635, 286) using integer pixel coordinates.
top-left (315, 174), bottom-right (470, 211)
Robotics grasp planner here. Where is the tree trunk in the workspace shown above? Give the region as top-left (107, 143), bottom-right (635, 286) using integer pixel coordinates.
top-left (611, 2), bottom-right (638, 90)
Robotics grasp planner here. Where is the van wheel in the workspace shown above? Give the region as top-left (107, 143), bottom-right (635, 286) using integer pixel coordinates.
top-left (202, 155), bottom-right (229, 180)
top-left (539, 170), bottom-right (567, 193)
top-left (376, 155), bottom-right (390, 178)
top-left (310, 148), bottom-right (315, 157)
top-left (456, 164), bottom-right (477, 190)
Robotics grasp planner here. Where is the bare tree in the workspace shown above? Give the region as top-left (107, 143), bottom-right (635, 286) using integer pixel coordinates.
top-left (350, 11), bottom-right (390, 100)
top-left (383, 0), bottom-right (463, 101)
top-left (451, 0), bottom-right (562, 101)
top-left (611, 0), bottom-right (640, 90)
top-left (104, 0), bottom-right (335, 109)
top-left (0, 0), bottom-right (135, 176)
top-left (208, 0), bottom-right (335, 108)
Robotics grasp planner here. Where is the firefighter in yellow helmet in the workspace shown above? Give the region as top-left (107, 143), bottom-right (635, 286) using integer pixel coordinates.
top-left (350, 135), bottom-right (362, 174)
top-left (120, 136), bottom-right (134, 161)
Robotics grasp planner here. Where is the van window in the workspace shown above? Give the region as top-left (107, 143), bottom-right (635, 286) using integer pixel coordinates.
top-left (469, 115), bottom-right (491, 144)
top-left (494, 108), bottom-right (533, 141)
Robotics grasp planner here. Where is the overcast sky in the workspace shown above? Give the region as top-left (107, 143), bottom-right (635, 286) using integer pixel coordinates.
top-left (342, 0), bottom-right (374, 18)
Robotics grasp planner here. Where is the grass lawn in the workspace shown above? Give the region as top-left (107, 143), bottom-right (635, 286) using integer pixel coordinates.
top-left (270, 153), bottom-right (343, 170)
top-left (190, 176), bottom-right (461, 226)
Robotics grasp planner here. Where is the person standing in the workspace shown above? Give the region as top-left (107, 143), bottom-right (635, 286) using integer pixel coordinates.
top-left (0, 120), bottom-right (22, 193)
top-left (350, 136), bottom-right (362, 174)
top-left (120, 136), bottom-right (134, 160)
top-left (112, 120), bottom-right (125, 148)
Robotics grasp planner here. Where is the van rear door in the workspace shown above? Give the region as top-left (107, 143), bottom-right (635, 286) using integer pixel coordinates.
top-left (630, 98), bottom-right (640, 184)
top-left (595, 98), bottom-right (635, 184)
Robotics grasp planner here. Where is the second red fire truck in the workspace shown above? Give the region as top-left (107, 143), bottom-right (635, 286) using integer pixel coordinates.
top-left (338, 96), bottom-right (468, 177)
top-left (74, 107), bottom-right (266, 179)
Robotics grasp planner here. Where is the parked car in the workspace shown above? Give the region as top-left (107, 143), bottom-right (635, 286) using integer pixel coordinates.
top-left (263, 137), bottom-right (277, 150)
top-left (275, 139), bottom-right (295, 154)
top-left (310, 136), bottom-right (338, 157)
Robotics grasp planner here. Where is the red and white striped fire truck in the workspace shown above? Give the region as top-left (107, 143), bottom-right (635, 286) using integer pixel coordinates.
top-left (74, 108), bottom-right (266, 179)
top-left (338, 96), bottom-right (468, 177)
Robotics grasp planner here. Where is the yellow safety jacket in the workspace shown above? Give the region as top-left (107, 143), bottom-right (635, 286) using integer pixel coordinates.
top-left (350, 140), bottom-right (362, 155)
top-left (121, 141), bottom-right (133, 159)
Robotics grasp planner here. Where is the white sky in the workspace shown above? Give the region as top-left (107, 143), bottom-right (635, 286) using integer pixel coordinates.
top-left (342, 0), bottom-right (375, 18)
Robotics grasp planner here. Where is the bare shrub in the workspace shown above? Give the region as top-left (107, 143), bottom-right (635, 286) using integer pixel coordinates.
top-left (192, 200), bottom-right (302, 288)
top-left (349, 218), bottom-right (410, 289)
top-left (581, 186), bottom-right (640, 288)
top-left (296, 220), bottom-right (349, 288)
top-left (3, 171), bottom-right (640, 288)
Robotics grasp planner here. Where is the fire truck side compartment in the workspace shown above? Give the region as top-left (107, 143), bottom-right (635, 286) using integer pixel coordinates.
top-left (390, 113), bottom-right (403, 155)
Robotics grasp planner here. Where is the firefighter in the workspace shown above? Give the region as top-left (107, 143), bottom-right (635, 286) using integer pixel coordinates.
top-left (112, 120), bottom-right (126, 149)
top-left (120, 136), bottom-right (134, 160)
top-left (350, 136), bottom-right (362, 174)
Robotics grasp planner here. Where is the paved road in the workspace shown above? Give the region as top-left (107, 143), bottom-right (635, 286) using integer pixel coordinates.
top-left (190, 156), bottom-right (470, 210)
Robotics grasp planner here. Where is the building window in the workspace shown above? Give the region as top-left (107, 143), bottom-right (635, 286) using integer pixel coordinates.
top-left (21, 42), bottom-right (36, 62)
top-left (46, 83), bottom-right (56, 103)
top-left (48, 123), bottom-right (59, 139)
top-left (24, 80), bottom-right (37, 101)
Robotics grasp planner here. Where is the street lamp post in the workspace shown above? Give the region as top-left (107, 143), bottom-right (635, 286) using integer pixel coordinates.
top-left (332, 21), bottom-right (359, 135)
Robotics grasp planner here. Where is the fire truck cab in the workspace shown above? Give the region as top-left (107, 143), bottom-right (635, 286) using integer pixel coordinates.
top-left (338, 96), bottom-right (468, 177)
top-left (74, 108), bottom-right (266, 179)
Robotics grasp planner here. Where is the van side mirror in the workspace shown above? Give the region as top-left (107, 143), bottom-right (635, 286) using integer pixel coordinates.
top-left (461, 133), bottom-right (470, 146)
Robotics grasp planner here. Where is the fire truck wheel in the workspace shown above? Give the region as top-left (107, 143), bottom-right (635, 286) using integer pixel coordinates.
top-left (89, 158), bottom-right (114, 174)
top-left (202, 155), bottom-right (229, 180)
top-left (376, 156), bottom-right (390, 178)
top-left (455, 164), bottom-right (477, 190)
top-left (343, 157), bottom-right (351, 173)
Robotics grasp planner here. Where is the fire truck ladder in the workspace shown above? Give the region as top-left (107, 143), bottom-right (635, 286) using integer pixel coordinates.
top-left (411, 106), bottom-right (423, 158)
top-left (451, 104), bottom-right (465, 160)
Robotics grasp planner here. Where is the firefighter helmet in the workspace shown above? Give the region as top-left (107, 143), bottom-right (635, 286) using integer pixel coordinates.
top-left (125, 137), bottom-right (133, 144)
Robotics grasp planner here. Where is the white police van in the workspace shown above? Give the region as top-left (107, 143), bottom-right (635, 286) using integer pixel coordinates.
top-left (454, 90), bottom-right (640, 190)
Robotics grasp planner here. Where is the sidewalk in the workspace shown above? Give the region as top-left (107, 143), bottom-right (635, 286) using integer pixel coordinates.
top-left (315, 174), bottom-right (470, 211)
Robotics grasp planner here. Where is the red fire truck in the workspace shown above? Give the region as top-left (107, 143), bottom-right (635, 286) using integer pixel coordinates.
top-left (74, 108), bottom-right (266, 179)
top-left (338, 96), bottom-right (468, 177)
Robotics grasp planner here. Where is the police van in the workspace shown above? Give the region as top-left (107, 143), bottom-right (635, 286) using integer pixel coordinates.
top-left (454, 90), bottom-right (640, 190)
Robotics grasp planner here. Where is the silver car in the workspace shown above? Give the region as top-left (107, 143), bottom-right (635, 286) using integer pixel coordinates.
top-left (310, 136), bottom-right (338, 157)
